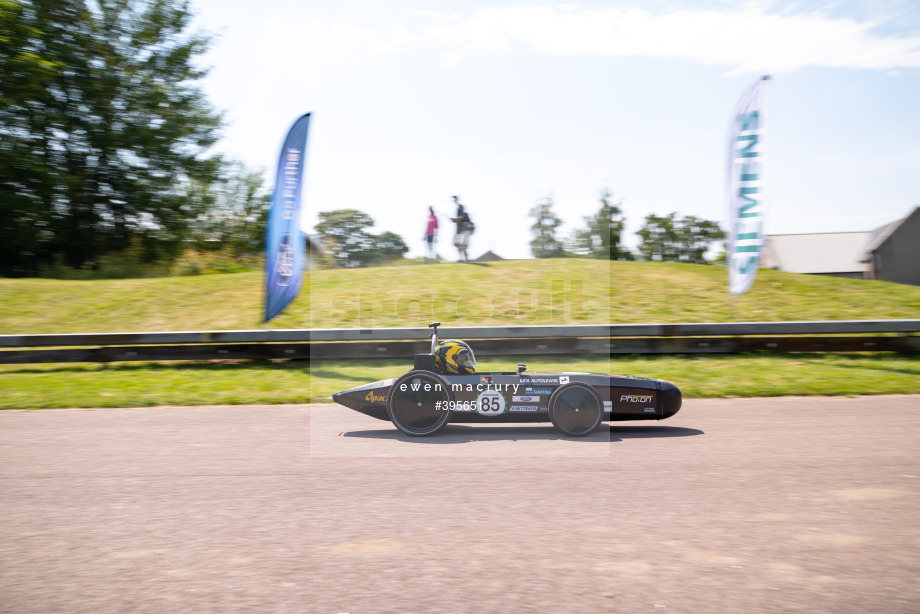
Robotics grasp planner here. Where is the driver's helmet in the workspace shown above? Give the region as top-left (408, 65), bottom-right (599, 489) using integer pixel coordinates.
top-left (433, 339), bottom-right (477, 375)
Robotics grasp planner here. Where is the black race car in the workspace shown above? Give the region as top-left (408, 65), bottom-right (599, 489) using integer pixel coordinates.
top-left (332, 322), bottom-right (682, 437)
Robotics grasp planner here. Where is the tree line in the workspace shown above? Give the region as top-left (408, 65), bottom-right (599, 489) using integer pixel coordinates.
top-left (311, 196), bottom-right (725, 268)
top-left (529, 190), bottom-right (725, 263)
top-left (1, 0), bottom-right (268, 277)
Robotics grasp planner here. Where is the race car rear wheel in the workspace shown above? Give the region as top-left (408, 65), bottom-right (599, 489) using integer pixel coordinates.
top-left (387, 370), bottom-right (453, 436)
top-left (548, 383), bottom-right (604, 437)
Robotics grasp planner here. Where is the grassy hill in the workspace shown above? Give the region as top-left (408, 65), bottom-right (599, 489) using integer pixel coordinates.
top-left (1, 260), bottom-right (918, 408)
top-left (1, 259), bottom-right (919, 334)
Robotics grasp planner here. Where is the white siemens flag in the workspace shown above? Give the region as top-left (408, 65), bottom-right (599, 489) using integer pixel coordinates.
top-left (727, 76), bottom-right (770, 295)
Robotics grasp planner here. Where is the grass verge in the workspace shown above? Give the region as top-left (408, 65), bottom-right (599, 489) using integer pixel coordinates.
top-left (1, 353), bottom-right (918, 410)
top-left (2, 260), bottom-right (919, 333)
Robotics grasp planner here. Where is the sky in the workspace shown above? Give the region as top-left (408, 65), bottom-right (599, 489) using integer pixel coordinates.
top-left (189, 0), bottom-right (920, 261)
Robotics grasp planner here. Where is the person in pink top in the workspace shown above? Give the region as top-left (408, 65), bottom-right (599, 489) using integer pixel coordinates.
top-left (424, 206), bottom-right (439, 260)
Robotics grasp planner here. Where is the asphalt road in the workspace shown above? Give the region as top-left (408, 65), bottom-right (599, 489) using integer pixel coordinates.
top-left (1, 396), bottom-right (919, 613)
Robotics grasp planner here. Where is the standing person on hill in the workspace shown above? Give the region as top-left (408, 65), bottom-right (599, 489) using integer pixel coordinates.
top-left (423, 206), bottom-right (439, 260)
top-left (450, 195), bottom-right (474, 262)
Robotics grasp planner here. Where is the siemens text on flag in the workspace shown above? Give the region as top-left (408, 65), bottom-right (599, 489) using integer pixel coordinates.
top-left (727, 77), bottom-right (769, 296)
top-left (264, 113), bottom-right (311, 322)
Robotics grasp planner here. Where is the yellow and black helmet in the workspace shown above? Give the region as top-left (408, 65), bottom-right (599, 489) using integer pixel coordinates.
top-left (433, 339), bottom-right (477, 375)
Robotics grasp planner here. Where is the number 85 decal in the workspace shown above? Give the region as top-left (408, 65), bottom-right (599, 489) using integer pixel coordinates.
top-left (476, 390), bottom-right (506, 416)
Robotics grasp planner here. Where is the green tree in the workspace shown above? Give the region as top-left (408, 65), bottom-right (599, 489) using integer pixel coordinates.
top-left (0, 0), bottom-right (222, 276)
top-left (529, 197), bottom-right (566, 258)
top-left (315, 209), bottom-right (408, 268)
top-left (636, 212), bottom-right (725, 263)
top-left (569, 189), bottom-right (631, 259)
top-left (676, 215), bottom-right (726, 263)
top-left (185, 162), bottom-right (271, 255)
top-left (374, 231), bottom-right (411, 264)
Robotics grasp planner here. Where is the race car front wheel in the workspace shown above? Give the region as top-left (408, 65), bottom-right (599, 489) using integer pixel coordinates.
top-left (548, 383), bottom-right (604, 437)
top-left (387, 371), bottom-right (453, 436)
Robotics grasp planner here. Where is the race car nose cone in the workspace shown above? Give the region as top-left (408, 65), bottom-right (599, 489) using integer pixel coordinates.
top-left (660, 380), bottom-right (682, 418)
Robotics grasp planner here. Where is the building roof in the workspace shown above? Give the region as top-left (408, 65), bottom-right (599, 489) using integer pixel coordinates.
top-left (860, 206), bottom-right (920, 261)
top-left (474, 250), bottom-right (504, 262)
top-left (763, 232), bottom-right (872, 274)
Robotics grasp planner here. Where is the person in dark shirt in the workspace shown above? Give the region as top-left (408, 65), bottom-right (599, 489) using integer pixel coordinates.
top-left (450, 195), bottom-right (474, 262)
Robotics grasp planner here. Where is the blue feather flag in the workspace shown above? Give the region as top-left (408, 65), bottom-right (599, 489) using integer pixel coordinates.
top-left (264, 113), bottom-right (311, 322)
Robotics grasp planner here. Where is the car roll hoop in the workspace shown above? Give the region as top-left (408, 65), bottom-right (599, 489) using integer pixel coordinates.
top-left (429, 321), bottom-right (441, 353)
top-left (411, 322), bottom-right (443, 372)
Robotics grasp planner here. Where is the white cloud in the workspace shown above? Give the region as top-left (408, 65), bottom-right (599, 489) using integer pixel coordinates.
top-left (398, 5), bottom-right (920, 74)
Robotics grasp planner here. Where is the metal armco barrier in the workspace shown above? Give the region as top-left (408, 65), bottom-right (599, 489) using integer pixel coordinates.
top-left (0, 320), bottom-right (917, 364)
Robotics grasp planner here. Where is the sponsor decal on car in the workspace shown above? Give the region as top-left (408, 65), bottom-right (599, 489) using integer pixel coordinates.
top-left (525, 387), bottom-right (553, 395)
top-left (509, 405), bottom-right (540, 412)
top-left (521, 377), bottom-right (559, 385)
top-left (644, 408), bottom-right (656, 413)
top-left (512, 395), bottom-right (539, 402)
top-left (620, 394), bottom-right (654, 404)
top-left (559, 376), bottom-right (570, 385)
top-left (603, 401), bottom-right (612, 411)
top-left (365, 391), bottom-right (387, 403)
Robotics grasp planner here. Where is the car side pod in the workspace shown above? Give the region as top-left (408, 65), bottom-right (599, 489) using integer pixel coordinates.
top-left (659, 380), bottom-right (683, 419)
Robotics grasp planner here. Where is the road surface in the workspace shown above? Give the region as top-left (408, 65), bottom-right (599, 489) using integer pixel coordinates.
top-left (1, 396), bottom-right (919, 613)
